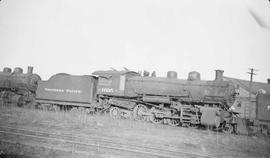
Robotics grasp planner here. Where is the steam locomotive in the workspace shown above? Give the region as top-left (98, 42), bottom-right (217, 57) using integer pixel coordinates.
top-left (0, 66), bottom-right (41, 106)
top-left (35, 69), bottom-right (238, 133)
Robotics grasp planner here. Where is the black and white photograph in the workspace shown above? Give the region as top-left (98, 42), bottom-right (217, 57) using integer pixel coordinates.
top-left (0, 0), bottom-right (270, 157)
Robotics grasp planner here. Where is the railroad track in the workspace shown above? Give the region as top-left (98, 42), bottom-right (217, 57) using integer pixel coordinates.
top-left (0, 125), bottom-right (217, 158)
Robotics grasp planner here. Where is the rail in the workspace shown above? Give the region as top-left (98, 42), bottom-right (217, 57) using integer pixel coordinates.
top-left (0, 125), bottom-right (217, 158)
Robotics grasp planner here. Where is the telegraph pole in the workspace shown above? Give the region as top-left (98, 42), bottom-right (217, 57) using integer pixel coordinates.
top-left (246, 68), bottom-right (257, 118)
top-left (247, 68), bottom-right (257, 99)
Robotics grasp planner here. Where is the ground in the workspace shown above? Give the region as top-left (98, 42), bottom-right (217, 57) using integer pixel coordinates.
top-left (0, 105), bottom-right (269, 158)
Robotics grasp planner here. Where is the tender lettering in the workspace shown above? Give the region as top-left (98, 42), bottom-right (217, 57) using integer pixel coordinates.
top-left (66, 89), bottom-right (81, 93)
top-left (45, 88), bottom-right (64, 92)
top-left (45, 88), bottom-right (81, 93)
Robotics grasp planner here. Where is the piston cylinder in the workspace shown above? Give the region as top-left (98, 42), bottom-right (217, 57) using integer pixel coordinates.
top-left (200, 107), bottom-right (221, 127)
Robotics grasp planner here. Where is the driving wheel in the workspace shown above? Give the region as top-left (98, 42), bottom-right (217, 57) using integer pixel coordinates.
top-left (109, 107), bottom-right (120, 119)
top-left (133, 104), bottom-right (148, 121)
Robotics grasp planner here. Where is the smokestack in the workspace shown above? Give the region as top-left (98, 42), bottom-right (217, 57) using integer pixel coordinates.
top-left (215, 70), bottom-right (224, 81)
top-left (27, 66), bottom-right (33, 74)
top-left (267, 79), bottom-right (270, 84)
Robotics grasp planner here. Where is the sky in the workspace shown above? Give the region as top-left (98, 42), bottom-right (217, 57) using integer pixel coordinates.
top-left (0, 0), bottom-right (270, 82)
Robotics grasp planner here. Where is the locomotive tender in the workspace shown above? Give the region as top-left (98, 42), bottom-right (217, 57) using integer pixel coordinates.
top-left (0, 66), bottom-right (41, 106)
top-left (36, 73), bottom-right (98, 111)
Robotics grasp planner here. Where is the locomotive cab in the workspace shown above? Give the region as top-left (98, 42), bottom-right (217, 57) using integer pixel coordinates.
top-left (92, 70), bottom-right (139, 97)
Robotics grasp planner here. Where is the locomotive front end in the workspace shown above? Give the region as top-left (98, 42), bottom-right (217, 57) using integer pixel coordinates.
top-left (0, 66), bottom-right (41, 106)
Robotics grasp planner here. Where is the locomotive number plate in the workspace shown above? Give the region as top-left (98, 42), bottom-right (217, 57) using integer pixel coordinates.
top-left (100, 88), bottom-right (114, 93)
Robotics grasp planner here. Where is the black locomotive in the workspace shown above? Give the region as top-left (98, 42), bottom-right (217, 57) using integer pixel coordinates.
top-left (35, 69), bottom-right (237, 133)
top-left (93, 69), bottom-right (237, 133)
top-left (0, 66), bottom-right (41, 106)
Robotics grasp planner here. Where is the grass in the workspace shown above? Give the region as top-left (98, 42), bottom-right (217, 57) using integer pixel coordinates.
top-left (0, 104), bottom-right (270, 158)
top-left (0, 103), bottom-right (177, 135)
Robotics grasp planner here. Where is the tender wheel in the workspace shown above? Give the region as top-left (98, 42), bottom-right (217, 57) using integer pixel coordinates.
top-left (52, 105), bottom-right (60, 111)
top-left (150, 114), bottom-right (163, 124)
top-left (70, 107), bottom-right (79, 113)
top-left (133, 104), bottom-right (148, 121)
top-left (85, 108), bottom-right (95, 115)
top-left (222, 123), bottom-right (234, 134)
top-left (109, 107), bottom-right (120, 119)
top-left (168, 119), bottom-right (180, 127)
top-left (78, 107), bottom-right (87, 114)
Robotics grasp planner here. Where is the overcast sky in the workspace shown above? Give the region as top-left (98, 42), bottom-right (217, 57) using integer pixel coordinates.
top-left (0, 0), bottom-right (270, 82)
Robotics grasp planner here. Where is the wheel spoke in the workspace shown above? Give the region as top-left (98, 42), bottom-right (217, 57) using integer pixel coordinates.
top-left (150, 115), bottom-right (163, 124)
top-left (109, 107), bottom-right (120, 119)
top-left (70, 107), bottom-right (79, 113)
top-left (222, 123), bottom-right (234, 134)
top-left (133, 104), bottom-right (148, 121)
